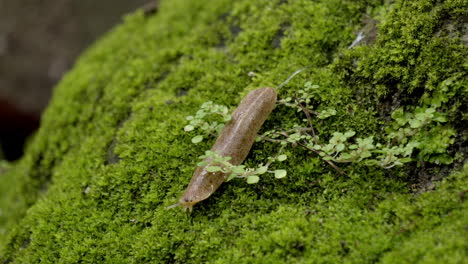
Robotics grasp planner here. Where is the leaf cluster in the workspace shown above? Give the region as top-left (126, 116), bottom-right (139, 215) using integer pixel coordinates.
top-left (197, 150), bottom-right (287, 184)
top-left (183, 101), bottom-right (232, 143)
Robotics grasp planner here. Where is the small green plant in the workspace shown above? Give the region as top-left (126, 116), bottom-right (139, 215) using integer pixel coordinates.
top-left (261, 81), bottom-right (455, 173)
top-left (259, 126), bottom-right (416, 172)
top-left (184, 80), bottom-right (456, 181)
top-left (197, 150), bottom-right (287, 184)
top-left (386, 106), bottom-right (455, 164)
top-left (184, 101), bottom-right (232, 143)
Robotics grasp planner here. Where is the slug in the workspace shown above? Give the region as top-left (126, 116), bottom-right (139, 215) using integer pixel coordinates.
top-left (169, 87), bottom-right (277, 211)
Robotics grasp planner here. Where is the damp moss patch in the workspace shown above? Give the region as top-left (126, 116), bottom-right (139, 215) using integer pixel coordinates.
top-left (1, 0), bottom-right (467, 263)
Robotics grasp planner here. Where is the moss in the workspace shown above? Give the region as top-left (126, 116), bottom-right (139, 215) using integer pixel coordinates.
top-left (0, 0), bottom-right (466, 263)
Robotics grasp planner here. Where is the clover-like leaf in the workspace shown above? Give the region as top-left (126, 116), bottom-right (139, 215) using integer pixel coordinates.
top-left (399, 157), bottom-right (412, 163)
top-left (206, 166), bottom-right (222, 172)
top-left (409, 119), bottom-right (423, 128)
top-left (184, 125), bottom-right (195, 132)
top-left (197, 161), bottom-right (209, 166)
top-left (274, 170), bottom-right (287, 179)
top-left (277, 154), bottom-right (287, 162)
top-left (348, 144), bottom-right (358, 150)
top-left (344, 130), bottom-right (356, 138)
top-left (317, 108), bottom-right (337, 119)
top-left (191, 135), bottom-right (203, 144)
top-left (227, 174), bottom-right (237, 181)
top-left (247, 175), bottom-right (260, 184)
top-left (335, 143), bottom-right (345, 152)
top-left (231, 165), bottom-right (245, 174)
top-left (256, 166), bottom-right (268, 174)
top-left (223, 115), bottom-right (232, 122)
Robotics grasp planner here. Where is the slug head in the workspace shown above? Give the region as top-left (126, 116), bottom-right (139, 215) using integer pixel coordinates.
top-left (166, 168), bottom-right (222, 212)
top-left (166, 197), bottom-right (199, 212)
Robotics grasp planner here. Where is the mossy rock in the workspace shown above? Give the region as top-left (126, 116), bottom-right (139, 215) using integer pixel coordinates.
top-left (0, 0), bottom-right (467, 263)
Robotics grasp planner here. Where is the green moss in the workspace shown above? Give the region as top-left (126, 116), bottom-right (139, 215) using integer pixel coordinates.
top-left (1, 0), bottom-right (466, 262)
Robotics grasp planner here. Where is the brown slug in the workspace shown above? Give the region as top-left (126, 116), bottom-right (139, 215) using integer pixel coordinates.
top-left (169, 87), bottom-right (278, 211)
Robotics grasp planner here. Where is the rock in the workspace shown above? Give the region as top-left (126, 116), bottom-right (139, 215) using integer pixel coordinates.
top-left (0, 0), bottom-right (466, 262)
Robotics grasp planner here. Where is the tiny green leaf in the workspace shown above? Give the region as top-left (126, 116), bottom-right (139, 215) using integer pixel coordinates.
top-left (277, 154), bottom-right (287, 161)
top-left (409, 119), bottom-right (423, 128)
top-left (317, 108), bottom-right (337, 119)
top-left (399, 157), bottom-right (412, 163)
top-left (227, 174), bottom-right (237, 181)
top-left (256, 166), bottom-right (268, 174)
top-left (247, 175), bottom-right (260, 184)
top-left (433, 115), bottom-right (447, 122)
top-left (206, 166), bottom-right (222, 172)
top-left (335, 143), bottom-right (345, 152)
top-left (344, 130), bottom-right (356, 138)
top-left (191, 135), bottom-right (203, 144)
top-left (232, 166), bottom-right (245, 174)
top-left (364, 159), bottom-right (379, 166)
top-left (184, 125), bottom-right (195, 132)
top-left (223, 115), bottom-right (232, 122)
top-left (338, 153), bottom-right (353, 160)
top-left (274, 170), bottom-right (287, 179)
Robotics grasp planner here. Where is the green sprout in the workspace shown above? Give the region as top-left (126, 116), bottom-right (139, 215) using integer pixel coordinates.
top-left (184, 101), bottom-right (232, 143)
top-left (197, 150), bottom-right (288, 184)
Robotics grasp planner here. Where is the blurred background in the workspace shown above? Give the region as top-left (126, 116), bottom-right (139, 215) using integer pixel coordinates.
top-left (0, 0), bottom-right (152, 161)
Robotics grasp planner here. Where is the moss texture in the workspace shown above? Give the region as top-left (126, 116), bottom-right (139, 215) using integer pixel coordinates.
top-left (0, 0), bottom-right (467, 263)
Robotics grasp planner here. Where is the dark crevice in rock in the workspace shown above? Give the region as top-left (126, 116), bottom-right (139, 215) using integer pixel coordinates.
top-left (104, 116), bottom-right (130, 165)
top-left (105, 137), bottom-right (121, 165)
top-left (30, 153), bottom-right (54, 190)
top-left (141, 0), bottom-right (159, 17)
top-left (217, 12), bottom-right (242, 48)
top-left (459, 190), bottom-right (467, 203)
top-left (153, 70), bottom-right (170, 84)
top-left (93, 86), bottom-right (105, 103)
top-left (219, 11), bottom-right (242, 37)
top-left (175, 87), bottom-right (189, 97)
top-left (20, 238), bottom-right (30, 250)
top-left (272, 22), bottom-right (290, 49)
top-left (435, 14), bottom-right (468, 46)
top-left (229, 24), bottom-right (242, 39)
top-left (448, 130), bottom-right (468, 168)
top-left (407, 162), bottom-right (456, 194)
top-left (377, 85), bottom-right (402, 122)
top-left (340, 241), bottom-right (350, 256)
top-left (38, 180), bottom-right (50, 196)
top-left (218, 11), bottom-right (230, 22)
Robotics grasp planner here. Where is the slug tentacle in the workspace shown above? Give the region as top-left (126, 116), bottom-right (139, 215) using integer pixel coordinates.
top-left (166, 203), bottom-right (181, 210)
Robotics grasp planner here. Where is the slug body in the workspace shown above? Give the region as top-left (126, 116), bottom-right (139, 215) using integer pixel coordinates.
top-left (178, 87), bottom-right (277, 210)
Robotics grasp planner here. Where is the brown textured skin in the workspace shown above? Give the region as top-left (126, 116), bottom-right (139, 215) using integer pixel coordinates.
top-left (178, 87), bottom-right (277, 210)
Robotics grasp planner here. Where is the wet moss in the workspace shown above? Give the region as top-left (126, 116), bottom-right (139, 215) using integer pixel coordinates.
top-left (0, 0), bottom-right (466, 263)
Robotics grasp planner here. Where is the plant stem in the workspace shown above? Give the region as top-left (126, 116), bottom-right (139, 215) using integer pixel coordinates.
top-left (296, 142), bottom-right (346, 175)
top-left (293, 95), bottom-right (318, 144)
